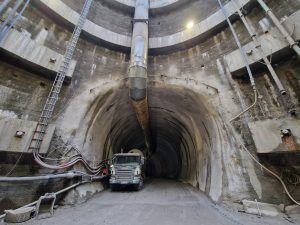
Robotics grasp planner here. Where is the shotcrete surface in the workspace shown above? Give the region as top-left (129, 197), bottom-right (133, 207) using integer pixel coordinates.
top-left (22, 179), bottom-right (299, 225)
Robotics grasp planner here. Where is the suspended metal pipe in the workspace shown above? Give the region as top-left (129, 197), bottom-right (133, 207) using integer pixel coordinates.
top-left (0, 172), bottom-right (83, 182)
top-left (232, 0), bottom-right (286, 96)
top-left (216, 0), bottom-right (257, 122)
top-left (0, 0), bottom-right (22, 34)
top-left (129, 0), bottom-right (151, 156)
top-left (0, 0), bottom-right (11, 15)
top-left (0, 0), bottom-right (30, 43)
top-left (256, 0), bottom-right (300, 57)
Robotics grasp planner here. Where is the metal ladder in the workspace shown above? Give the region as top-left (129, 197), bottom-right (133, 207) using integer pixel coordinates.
top-left (29, 0), bottom-right (93, 154)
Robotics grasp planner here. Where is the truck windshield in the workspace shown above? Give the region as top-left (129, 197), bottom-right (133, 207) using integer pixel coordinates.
top-left (114, 156), bottom-right (140, 164)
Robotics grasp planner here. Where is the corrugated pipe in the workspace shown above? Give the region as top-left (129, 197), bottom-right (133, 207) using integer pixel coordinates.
top-left (216, 0), bottom-right (257, 122)
top-left (129, 0), bottom-right (151, 155)
top-left (256, 0), bottom-right (300, 57)
top-left (232, 0), bottom-right (286, 96)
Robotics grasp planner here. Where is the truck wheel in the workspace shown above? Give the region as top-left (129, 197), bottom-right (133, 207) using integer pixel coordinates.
top-left (110, 184), bottom-right (117, 191)
top-left (133, 184), bottom-right (139, 191)
top-left (134, 181), bottom-right (143, 191)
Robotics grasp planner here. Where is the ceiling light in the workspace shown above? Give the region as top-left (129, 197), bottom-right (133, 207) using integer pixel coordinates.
top-left (186, 21), bottom-right (194, 29)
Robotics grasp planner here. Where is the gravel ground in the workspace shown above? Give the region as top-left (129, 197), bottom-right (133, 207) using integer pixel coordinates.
top-left (4, 179), bottom-right (300, 225)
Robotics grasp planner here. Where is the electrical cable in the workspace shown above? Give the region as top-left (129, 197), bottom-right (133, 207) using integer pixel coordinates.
top-left (237, 140), bottom-right (300, 206)
top-left (25, 0), bottom-right (104, 175)
top-left (33, 147), bottom-right (109, 174)
top-left (230, 90), bottom-right (257, 123)
top-left (4, 152), bottom-right (24, 176)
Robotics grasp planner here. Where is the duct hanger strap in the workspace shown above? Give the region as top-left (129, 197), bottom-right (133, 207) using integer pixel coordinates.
top-left (129, 63), bottom-right (148, 73)
top-left (132, 18), bottom-right (149, 23)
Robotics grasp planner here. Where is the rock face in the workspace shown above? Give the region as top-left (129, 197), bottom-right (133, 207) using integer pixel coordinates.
top-left (4, 207), bottom-right (35, 223)
top-left (0, 0), bottom-right (299, 212)
top-left (285, 205), bottom-right (300, 215)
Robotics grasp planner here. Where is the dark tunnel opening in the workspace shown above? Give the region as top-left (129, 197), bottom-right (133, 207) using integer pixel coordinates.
top-left (92, 83), bottom-right (216, 181)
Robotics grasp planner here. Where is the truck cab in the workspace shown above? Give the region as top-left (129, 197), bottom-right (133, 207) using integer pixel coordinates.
top-left (109, 150), bottom-right (145, 191)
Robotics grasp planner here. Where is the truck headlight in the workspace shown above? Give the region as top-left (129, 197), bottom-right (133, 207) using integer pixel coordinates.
top-left (110, 165), bottom-right (115, 175)
top-left (134, 167), bottom-right (141, 176)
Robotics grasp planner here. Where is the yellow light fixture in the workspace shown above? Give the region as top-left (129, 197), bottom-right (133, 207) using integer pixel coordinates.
top-left (186, 20), bottom-right (194, 29)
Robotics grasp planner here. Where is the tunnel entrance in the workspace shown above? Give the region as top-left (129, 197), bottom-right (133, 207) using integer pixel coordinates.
top-left (104, 85), bottom-right (211, 180)
top-left (77, 82), bottom-right (227, 191)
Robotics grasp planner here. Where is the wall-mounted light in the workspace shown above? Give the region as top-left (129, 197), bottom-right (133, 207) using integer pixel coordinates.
top-left (246, 50), bottom-right (253, 56)
top-left (49, 57), bottom-right (57, 63)
top-left (186, 20), bottom-right (194, 29)
top-left (15, 131), bottom-right (25, 138)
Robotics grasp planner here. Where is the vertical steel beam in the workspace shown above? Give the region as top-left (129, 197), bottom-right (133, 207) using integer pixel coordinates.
top-left (0, 0), bottom-right (31, 43)
top-left (0, 0), bottom-right (22, 34)
top-left (233, 0), bottom-right (286, 95)
top-left (0, 0), bottom-right (11, 15)
top-left (257, 0), bottom-right (300, 57)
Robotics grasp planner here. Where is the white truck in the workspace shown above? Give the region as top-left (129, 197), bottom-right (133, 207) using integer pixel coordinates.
top-left (109, 149), bottom-right (145, 191)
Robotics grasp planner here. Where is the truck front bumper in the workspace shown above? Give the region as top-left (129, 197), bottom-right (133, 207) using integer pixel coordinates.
top-left (109, 176), bottom-right (140, 185)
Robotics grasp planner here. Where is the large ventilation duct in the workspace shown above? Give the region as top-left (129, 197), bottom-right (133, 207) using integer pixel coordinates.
top-left (129, 0), bottom-right (151, 156)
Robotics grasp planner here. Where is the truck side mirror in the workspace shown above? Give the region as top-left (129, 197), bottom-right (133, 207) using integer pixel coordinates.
top-left (141, 158), bottom-right (144, 165)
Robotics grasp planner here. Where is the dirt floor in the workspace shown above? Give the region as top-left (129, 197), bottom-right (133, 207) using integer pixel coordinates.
top-left (6, 179), bottom-right (300, 225)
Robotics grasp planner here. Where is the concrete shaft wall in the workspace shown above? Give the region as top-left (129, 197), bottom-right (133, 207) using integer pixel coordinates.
top-left (61, 0), bottom-right (230, 37)
top-left (0, 0), bottom-right (299, 210)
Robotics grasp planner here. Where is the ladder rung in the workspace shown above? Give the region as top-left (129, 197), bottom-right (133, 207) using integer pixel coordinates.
top-left (48, 97), bottom-right (58, 99)
top-left (37, 123), bottom-right (47, 126)
top-left (43, 108), bottom-right (53, 112)
top-left (34, 131), bottom-right (45, 133)
top-left (40, 116), bottom-right (50, 119)
top-left (51, 88), bottom-right (61, 92)
top-left (37, 122), bottom-right (47, 126)
top-left (32, 138), bottom-right (43, 141)
top-left (45, 104), bottom-right (55, 108)
top-left (29, 0), bottom-right (91, 149)
top-left (41, 110), bottom-right (51, 114)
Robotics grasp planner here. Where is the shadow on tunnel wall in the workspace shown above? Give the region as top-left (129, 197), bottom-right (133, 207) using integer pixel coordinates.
top-left (69, 82), bottom-right (243, 202)
top-left (101, 85), bottom-right (203, 180)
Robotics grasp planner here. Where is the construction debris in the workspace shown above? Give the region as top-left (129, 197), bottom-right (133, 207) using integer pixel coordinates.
top-left (4, 207), bottom-right (35, 223)
top-left (242, 200), bottom-right (283, 217)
